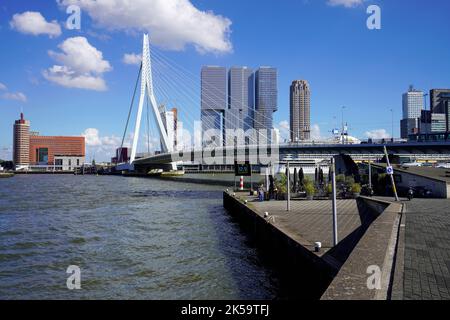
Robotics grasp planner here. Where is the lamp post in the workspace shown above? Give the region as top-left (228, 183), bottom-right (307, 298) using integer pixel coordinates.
top-left (390, 108), bottom-right (394, 141)
top-left (341, 106), bottom-right (346, 144)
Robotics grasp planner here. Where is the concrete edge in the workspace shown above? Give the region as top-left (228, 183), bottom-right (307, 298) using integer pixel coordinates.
top-left (376, 202), bottom-right (403, 300)
top-left (321, 198), bottom-right (403, 300)
top-left (389, 203), bottom-right (406, 300)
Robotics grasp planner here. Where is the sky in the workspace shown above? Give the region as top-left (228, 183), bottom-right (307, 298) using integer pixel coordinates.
top-left (1, 0), bottom-right (449, 161)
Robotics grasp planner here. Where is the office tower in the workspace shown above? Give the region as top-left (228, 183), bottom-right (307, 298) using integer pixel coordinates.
top-left (401, 118), bottom-right (419, 139)
top-left (255, 67), bottom-right (277, 141)
top-left (226, 67), bottom-right (254, 132)
top-left (201, 66), bottom-right (227, 146)
top-left (400, 86), bottom-right (423, 139)
top-left (430, 89), bottom-right (450, 132)
top-left (159, 105), bottom-right (176, 152)
top-left (290, 80), bottom-right (311, 142)
top-left (13, 113), bottom-right (30, 168)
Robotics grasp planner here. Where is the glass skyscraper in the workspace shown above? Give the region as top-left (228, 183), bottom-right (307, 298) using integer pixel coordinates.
top-left (201, 66), bottom-right (227, 146)
top-left (254, 67), bottom-right (277, 138)
top-left (226, 67), bottom-right (254, 133)
top-left (401, 86), bottom-right (423, 139)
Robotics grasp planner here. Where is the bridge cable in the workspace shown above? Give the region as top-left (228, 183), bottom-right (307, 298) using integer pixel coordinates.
top-left (120, 62), bottom-right (143, 152)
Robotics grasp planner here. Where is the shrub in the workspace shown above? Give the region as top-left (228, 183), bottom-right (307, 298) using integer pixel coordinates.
top-left (351, 183), bottom-right (362, 194)
top-left (305, 182), bottom-right (316, 197)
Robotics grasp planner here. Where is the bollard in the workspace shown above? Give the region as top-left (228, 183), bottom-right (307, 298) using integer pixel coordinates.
top-left (240, 176), bottom-right (244, 191)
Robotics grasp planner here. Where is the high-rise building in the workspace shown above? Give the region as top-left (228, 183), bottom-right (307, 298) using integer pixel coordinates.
top-left (430, 89), bottom-right (450, 132)
top-left (400, 86), bottom-right (423, 139)
top-left (226, 67), bottom-right (254, 132)
top-left (201, 66), bottom-right (227, 146)
top-left (159, 105), bottom-right (177, 152)
top-left (290, 80), bottom-right (310, 142)
top-left (402, 86), bottom-right (424, 119)
top-left (255, 67), bottom-right (277, 141)
top-left (401, 118), bottom-right (419, 139)
top-left (13, 113), bottom-right (30, 168)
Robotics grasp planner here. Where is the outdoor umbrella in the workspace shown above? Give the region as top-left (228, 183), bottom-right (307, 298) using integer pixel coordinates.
top-left (293, 167), bottom-right (298, 192)
top-left (299, 167), bottom-right (304, 187)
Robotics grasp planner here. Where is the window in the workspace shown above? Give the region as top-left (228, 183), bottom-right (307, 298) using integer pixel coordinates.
top-left (77, 159), bottom-right (80, 166)
top-left (69, 159), bottom-right (72, 166)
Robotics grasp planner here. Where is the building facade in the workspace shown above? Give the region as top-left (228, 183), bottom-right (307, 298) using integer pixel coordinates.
top-left (201, 66), bottom-right (227, 147)
top-left (290, 80), bottom-right (311, 142)
top-left (226, 67), bottom-right (254, 132)
top-left (401, 86), bottom-right (424, 139)
top-left (13, 113), bottom-right (30, 168)
top-left (430, 89), bottom-right (450, 132)
top-left (255, 67), bottom-right (278, 142)
top-left (29, 136), bottom-right (85, 166)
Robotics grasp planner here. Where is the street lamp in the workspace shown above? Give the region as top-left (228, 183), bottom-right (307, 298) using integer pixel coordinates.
top-left (341, 106), bottom-right (346, 144)
top-left (390, 108), bottom-right (394, 140)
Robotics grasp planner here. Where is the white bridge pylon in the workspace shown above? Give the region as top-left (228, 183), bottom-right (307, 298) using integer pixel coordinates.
top-left (129, 34), bottom-right (173, 165)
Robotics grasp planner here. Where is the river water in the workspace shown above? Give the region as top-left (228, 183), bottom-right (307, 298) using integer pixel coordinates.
top-left (0, 174), bottom-right (279, 299)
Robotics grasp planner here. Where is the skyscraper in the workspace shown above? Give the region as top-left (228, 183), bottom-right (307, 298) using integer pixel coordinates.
top-left (226, 67), bottom-right (254, 133)
top-left (201, 66), bottom-right (227, 146)
top-left (254, 67), bottom-right (277, 140)
top-left (13, 113), bottom-right (30, 168)
top-left (290, 80), bottom-right (311, 142)
top-left (430, 89), bottom-right (450, 132)
top-left (400, 86), bottom-right (423, 139)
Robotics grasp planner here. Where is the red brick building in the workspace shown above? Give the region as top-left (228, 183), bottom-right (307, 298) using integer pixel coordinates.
top-left (29, 136), bottom-right (85, 165)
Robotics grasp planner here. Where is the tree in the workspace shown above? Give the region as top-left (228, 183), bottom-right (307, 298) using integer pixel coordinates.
top-left (299, 168), bottom-right (304, 187)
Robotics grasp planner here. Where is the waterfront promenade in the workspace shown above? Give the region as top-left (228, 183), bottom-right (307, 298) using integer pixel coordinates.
top-left (402, 199), bottom-right (450, 300)
top-left (224, 190), bottom-right (404, 299)
top-left (224, 190), bottom-right (450, 300)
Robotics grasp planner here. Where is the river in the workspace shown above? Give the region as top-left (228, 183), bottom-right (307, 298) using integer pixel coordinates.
top-left (0, 174), bottom-right (279, 299)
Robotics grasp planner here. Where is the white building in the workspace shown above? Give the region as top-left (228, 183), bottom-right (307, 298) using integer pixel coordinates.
top-left (402, 86), bottom-right (424, 119)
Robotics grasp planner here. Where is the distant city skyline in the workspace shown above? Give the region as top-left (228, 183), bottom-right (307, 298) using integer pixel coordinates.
top-left (1, 1), bottom-right (450, 161)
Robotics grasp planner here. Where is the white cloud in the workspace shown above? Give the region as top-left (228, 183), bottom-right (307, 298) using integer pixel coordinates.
top-left (311, 124), bottom-right (321, 140)
top-left (43, 37), bottom-right (112, 91)
top-left (276, 120), bottom-right (290, 141)
top-left (10, 11), bottom-right (61, 38)
top-left (0, 146), bottom-right (12, 161)
top-left (58, 0), bottom-right (233, 54)
top-left (123, 53), bottom-right (142, 65)
top-left (327, 0), bottom-right (365, 8)
top-left (2, 92), bottom-right (27, 102)
top-left (82, 128), bottom-right (122, 161)
top-left (0, 82), bottom-right (6, 90)
top-left (365, 129), bottom-right (391, 139)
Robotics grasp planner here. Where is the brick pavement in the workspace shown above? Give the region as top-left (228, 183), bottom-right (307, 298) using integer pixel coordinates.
top-left (403, 199), bottom-right (450, 300)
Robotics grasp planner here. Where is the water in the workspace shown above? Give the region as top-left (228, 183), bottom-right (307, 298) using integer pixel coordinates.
top-left (0, 175), bottom-right (279, 299)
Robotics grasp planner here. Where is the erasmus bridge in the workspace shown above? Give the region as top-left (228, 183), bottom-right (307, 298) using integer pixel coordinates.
top-left (116, 35), bottom-right (450, 173)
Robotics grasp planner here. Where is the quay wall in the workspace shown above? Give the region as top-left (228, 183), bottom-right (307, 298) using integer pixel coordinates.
top-left (223, 191), bottom-right (336, 299)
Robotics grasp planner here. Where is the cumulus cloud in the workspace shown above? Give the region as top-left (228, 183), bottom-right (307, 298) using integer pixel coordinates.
top-left (311, 124), bottom-right (321, 140)
top-left (327, 0), bottom-right (365, 8)
top-left (58, 0), bottom-right (233, 54)
top-left (82, 128), bottom-right (122, 161)
top-left (10, 11), bottom-right (61, 38)
top-left (2, 92), bottom-right (27, 102)
top-left (43, 37), bottom-right (112, 91)
top-left (122, 53), bottom-right (142, 65)
top-left (0, 82), bottom-right (6, 90)
top-left (276, 120), bottom-right (290, 141)
top-left (365, 129), bottom-right (391, 139)
top-left (0, 146), bottom-right (12, 161)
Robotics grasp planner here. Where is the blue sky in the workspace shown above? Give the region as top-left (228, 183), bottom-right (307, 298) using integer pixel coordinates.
top-left (1, 0), bottom-right (449, 161)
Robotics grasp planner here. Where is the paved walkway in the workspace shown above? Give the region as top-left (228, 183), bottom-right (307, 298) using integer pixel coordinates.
top-left (232, 192), bottom-right (377, 267)
top-left (403, 199), bottom-right (450, 300)
top-left (250, 198), bottom-right (362, 253)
